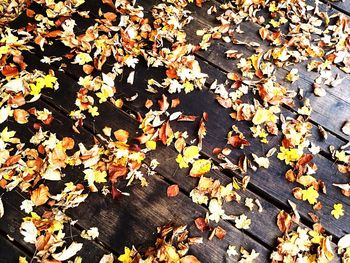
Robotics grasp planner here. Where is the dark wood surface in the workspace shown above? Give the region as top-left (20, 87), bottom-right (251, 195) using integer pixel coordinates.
top-left (0, 0), bottom-right (349, 262)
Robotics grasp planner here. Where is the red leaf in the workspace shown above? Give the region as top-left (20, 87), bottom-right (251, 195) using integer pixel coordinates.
top-left (228, 135), bottom-right (250, 148)
top-left (167, 185), bottom-right (179, 197)
top-left (194, 217), bottom-right (209, 232)
top-left (1, 65), bottom-right (18, 77)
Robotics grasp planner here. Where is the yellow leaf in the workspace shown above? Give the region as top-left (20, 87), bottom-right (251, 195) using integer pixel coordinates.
top-left (29, 83), bottom-right (42, 96)
top-left (301, 186), bottom-right (319, 205)
top-left (118, 247), bottom-right (132, 263)
top-left (183, 145), bottom-right (199, 161)
top-left (88, 106), bottom-right (99, 117)
top-left (308, 230), bottom-right (323, 244)
top-left (331, 203), bottom-right (344, 219)
top-left (252, 108), bottom-right (276, 125)
top-left (1, 127), bottom-right (16, 142)
top-left (74, 53), bottom-right (92, 65)
top-left (270, 19), bottom-right (280, 28)
top-left (190, 159), bottom-right (211, 177)
top-left (335, 151), bottom-right (346, 162)
top-left (43, 74), bottom-right (57, 88)
top-left (146, 140), bottom-right (156, 150)
top-left (0, 46), bottom-right (9, 56)
top-left (269, 2), bottom-right (279, 12)
top-left (183, 81), bottom-right (194, 93)
top-left (19, 257), bottom-right (28, 263)
top-left (176, 154), bottom-right (189, 169)
top-left (277, 147), bottom-right (301, 165)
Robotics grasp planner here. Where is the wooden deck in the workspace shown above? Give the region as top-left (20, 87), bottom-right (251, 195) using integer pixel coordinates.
top-left (0, 0), bottom-right (349, 262)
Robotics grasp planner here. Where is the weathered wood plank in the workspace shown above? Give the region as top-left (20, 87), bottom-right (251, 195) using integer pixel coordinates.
top-left (0, 189), bottom-right (115, 262)
top-left (3, 0), bottom-right (348, 260)
top-left (1, 95), bottom-right (273, 262)
top-left (14, 12), bottom-right (350, 242)
top-left (0, 233), bottom-right (29, 262)
top-left (20, 47), bottom-right (350, 246)
top-left (324, 0), bottom-right (350, 15)
top-left (180, 2), bottom-right (350, 141)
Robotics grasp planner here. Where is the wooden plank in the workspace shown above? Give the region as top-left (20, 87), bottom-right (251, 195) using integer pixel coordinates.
top-left (0, 190), bottom-right (115, 262)
top-left (16, 0), bottom-right (350, 145)
top-left (179, 3), bottom-right (350, 142)
top-left (1, 93), bottom-right (272, 262)
top-left (3, 0), bottom-right (348, 260)
top-left (324, 0), bottom-right (350, 15)
top-left (13, 11), bottom-right (350, 241)
top-left (0, 233), bottom-right (29, 262)
top-left (0, 39), bottom-right (293, 254)
top-left (0, 39), bottom-right (274, 261)
top-left (0, 102), bottom-right (119, 262)
top-left (71, 0), bottom-right (350, 145)
top-left (19, 47), bottom-right (350, 247)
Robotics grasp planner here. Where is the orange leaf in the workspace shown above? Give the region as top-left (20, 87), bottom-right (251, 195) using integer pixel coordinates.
top-left (277, 210), bottom-right (292, 233)
top-left (1, 65), bottom-right (18, 77)
top-left (228, 135), bottom-right (250, 148)
top-left (114, 129), bottom-right (129, 142)
top-left (167, 185), bottom-right (179, 197)
top-left (13, 109), bottom-right (29, 124)
top-left (31, 184), bottom-right (50, 206)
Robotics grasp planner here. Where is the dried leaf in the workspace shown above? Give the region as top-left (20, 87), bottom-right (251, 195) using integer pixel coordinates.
top-left (31, 184), bottom-right (49, 206)
top-left (52, 242), bottom-right (83, 261)
top-left (190, 159), bottom-right (211, 177)
top-left (0, 197), bottom-right (4, 219)
top-left (167, 185), bottom-right (179, 197)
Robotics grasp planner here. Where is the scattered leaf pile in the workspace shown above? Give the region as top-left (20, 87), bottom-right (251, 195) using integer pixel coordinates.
top-left (0, 0), bottom-right (349, 262)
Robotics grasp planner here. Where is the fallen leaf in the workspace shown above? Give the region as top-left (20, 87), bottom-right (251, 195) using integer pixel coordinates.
top-left (342, 121), bottom-right (350, 135)
top-left (190, 159), bottom-right (211, 177)
top-left (99, 253), bottom-right (114, 263)
top-left (52, 242), bottom-right (83, 261)
top-left (0, 197), bottom-right (3, 218)
top-left (31, 184), bottom-right (49, 206)
top-left (167, 185), bottom-right (179, 197)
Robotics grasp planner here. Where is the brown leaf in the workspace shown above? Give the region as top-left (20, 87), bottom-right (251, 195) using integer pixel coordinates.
top-left (45, 30), bottom-right (62, 38)
top-left (31, 184), bottom-right (49, 206)
top-left (308, 212), bottom-right (319, 222)
top-left (158, 94), bottom-right (169, 112)
top-left (83, 65), bottom-right (94, 74)
top-left (194, 217), bottom-right (209, 232)
top-left (277, 210), bottom-right (293, 233)
top-left (13, 109), bottom-right (29, 124)
top-left (214, 226), bottom-right (226, 240)
top-left (292, 187), bottom-right (303, 200)
top-left (145, 99), bottom-right (153, 109)
top-left (171, 98), bottom-right (180, 108)
top-left (178, 115), bottom-right (197, 122)
top-left (62, 137), bottom-right (75, 150)
top-left (259, 27), bottom-right (269, 40)
top-left (216, 96), bottom-right (232, 108)
top-left (285, 169), bottom-right (296, 182)
top-left (228, 135), bottom-right (250, 148)
top-left (26, 9), bottom-right (35, 18)
top-left (108, 165), bottom-right (128, 183)
top-left (166, 68), bottom-right (178, 79)
top-left (195, 0), bottom-right (203, 7)
top-left (103, 12), bottom-right (117, 21)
